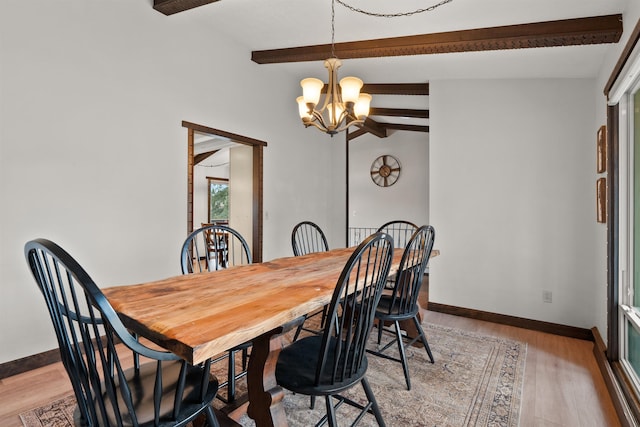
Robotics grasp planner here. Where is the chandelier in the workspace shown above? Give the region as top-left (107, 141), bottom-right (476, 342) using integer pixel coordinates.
top-left (296, 0), bottom-right (371, 136)
top-left (296, 0), bottom-right (453, 136)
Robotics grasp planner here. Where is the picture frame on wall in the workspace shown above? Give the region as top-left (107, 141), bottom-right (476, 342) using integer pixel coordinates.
top-left (597, 177), bottom-right (606, 223)
top-left (597, 125), bottom-right (607, 173)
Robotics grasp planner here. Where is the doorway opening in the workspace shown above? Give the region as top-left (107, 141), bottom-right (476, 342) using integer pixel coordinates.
top-left (183, 121), bottom-right (267, 262)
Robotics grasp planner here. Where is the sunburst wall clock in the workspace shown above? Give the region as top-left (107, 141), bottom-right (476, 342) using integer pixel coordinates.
top-left (370, 155), bottom-right (401, 187)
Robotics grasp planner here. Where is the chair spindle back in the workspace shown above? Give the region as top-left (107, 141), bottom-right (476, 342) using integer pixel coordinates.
top-left (181, 224), bottom-right (252, 274)
top-left (315, 232), bottom-right (394, 388)
top-left (377, 220), bottom-right (419, 249)
top-left (291, 221), bottom-right (329, 256)
top-left (382, 225), bottom-right (435, 317)
top-left (25, 239), bottom-right (217, 427)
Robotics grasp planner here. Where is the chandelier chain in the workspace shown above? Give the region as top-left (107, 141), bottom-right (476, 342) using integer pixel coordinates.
top-left (335, 0), bottom-right (453, 18)
top-left (331, 0), bottom-right (336, 58)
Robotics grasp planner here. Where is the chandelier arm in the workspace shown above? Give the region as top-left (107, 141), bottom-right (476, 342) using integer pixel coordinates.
top-left (304, 120), bottom-right (332, 132)
top-left (334, 116), bottom-right (365, 133)
top-left (310, 109), bottom-right (328, 128)
top-left (336, 108), bottom-right (350, 126)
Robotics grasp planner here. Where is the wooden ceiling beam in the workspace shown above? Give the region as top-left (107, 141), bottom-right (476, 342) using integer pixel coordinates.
top-left (369, 108), bottom-right (429, 119)
top-left (362, 83), bottom-right (429, 95)
top-left (381, 123), bottom-right (430, 133)
top-left (252, 15), bottom-right (623, 64)
top-left (323, 83), bottom-right (428, 95)
top-left (357, 118), bottom-right (388, 139)
top-left (346, 128), bottom-right (369, 141)
top-left (348, 121), bottom-right (430, 139)
top-left (153, 0), bottom-right (220, 16)
top-left (194, 150), bottom-right (219, 165)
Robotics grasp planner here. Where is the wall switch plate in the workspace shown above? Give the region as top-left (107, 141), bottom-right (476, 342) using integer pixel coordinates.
top-left (543, 290), bottom-right (553, 303)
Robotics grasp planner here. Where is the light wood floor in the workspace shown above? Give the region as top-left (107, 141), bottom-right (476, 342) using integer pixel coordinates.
top-left (0, 311), bottom-right (621, 427)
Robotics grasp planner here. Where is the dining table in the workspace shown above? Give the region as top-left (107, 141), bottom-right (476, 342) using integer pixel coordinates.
top-left (102, 246), bottom-right (429, 427)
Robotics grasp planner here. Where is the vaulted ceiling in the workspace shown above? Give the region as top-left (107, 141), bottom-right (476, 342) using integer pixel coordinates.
top-left (149, 0), bottom-right (627, 138)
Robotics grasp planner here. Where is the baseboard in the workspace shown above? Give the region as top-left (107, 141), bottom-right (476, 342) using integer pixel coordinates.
top-left (592, 327), bottom-right (639, 427)
top-left (428, 302), bottom-right (594, 341)
top-left (0, 348), bottom-right (60, 380)
top-left (0, 334), bottom-right (122, 380)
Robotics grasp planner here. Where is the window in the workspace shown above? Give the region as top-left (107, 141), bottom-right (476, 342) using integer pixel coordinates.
top-left (208, 177), bottom-right (229, 224)
top-left (614, 63), bottom-right (640, 399)
top-left (605, 19), bottom-right (640, 422)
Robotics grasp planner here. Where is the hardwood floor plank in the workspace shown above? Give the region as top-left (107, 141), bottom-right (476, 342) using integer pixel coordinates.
top-left (422, 311), bottom-right (621, 426)
top-left (520, 332), bottom-right (538, 424)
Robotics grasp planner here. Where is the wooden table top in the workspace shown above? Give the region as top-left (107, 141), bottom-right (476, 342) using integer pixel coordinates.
top-left (104, 247), bottom-right (406, 365)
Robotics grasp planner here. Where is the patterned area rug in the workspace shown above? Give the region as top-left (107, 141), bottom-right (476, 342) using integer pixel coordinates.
top-left (21, 323), bottom-right (526, 427)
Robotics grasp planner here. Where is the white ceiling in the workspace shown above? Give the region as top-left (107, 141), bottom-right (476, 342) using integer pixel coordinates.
top-left (177, 0), bottom-right (629, 83)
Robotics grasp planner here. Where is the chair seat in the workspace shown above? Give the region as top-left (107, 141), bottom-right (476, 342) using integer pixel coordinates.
top-left (375, 295), bottom-right (419, 320)
top-left (276, 335), bottom-right (368, 396)
top-left (99, 360), bottom-right (218, 427)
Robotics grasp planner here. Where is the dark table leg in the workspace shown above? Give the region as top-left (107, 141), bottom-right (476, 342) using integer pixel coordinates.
top-left (246, 329), bottom-right (288, 427)
top-left (246, 318), bottom-right (303, 427)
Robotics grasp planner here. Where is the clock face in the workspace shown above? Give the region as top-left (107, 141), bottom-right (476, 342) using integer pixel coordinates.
top-left (370, 155), bottom-right (401, 187)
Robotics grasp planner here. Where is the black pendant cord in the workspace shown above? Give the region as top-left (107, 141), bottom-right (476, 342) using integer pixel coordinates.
top-left (335, 0), bottom-right (453, 18)
top-left (331, 0), bottom-right (336, 58)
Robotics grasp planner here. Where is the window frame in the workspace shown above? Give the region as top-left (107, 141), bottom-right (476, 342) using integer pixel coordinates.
top-left (207, 177), bottom-right (229, 225)
top-left (605, 17), bottom-right (640, 424)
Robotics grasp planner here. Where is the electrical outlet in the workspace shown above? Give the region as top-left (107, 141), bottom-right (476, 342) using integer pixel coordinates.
top-left (543, 290), bottom-right (553, 303)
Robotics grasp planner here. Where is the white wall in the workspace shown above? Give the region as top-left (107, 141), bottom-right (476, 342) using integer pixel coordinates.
top-left (349, 131), bottom-right (429, 231)
top-left (0, 0), bottom-right (336, 363)
top-left (229, 145), bottom-right (253, 250)
top-left (430, 78), bottom-right (601, 328)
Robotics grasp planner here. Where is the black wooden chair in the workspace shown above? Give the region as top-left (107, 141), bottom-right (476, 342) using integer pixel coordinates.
top-left (180, 224), bottom-right (252, 404)
top-left (376, 220), bottom-right (418, 249)
top-left (276, 232), bottom-right (394, 427)
top-left (25, 238), bottom-right (219, 427)
top-left (181, 224), bottom-right (252, 273)
top-left (292, 220), bottom-right (330, 257)
top-left (376, 220), bottom-right (418, 289)
top-left (291, 221), bottom-right (330, 341)
top-left (367, 225), bottom-right (436, 390)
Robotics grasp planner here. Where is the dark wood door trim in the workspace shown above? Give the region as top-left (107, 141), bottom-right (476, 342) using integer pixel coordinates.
top-left (182, 121), bottom-right (266, 262)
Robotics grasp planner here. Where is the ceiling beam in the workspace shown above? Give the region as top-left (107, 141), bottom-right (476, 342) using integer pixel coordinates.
top-left (194, 149), bottom-right (219, 165)
top-left (362, 83), bottom-right (429, 95)
top-left (348, 121), bottom-right (429, 140)
top-left (346, 127), bottom-right (369, 141)
top-left (252, 14), bottom-right (623, 64)
top-left (324, 83), bottom-right (428, 95)
top-left (358, 118), bottom-right (388, 139)
top-left (369, 108), bottom-right (429, 119)
top-left (153, 0), bottom-right (220, 15)
top-left (381, 123), bottom-right (430, 133)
